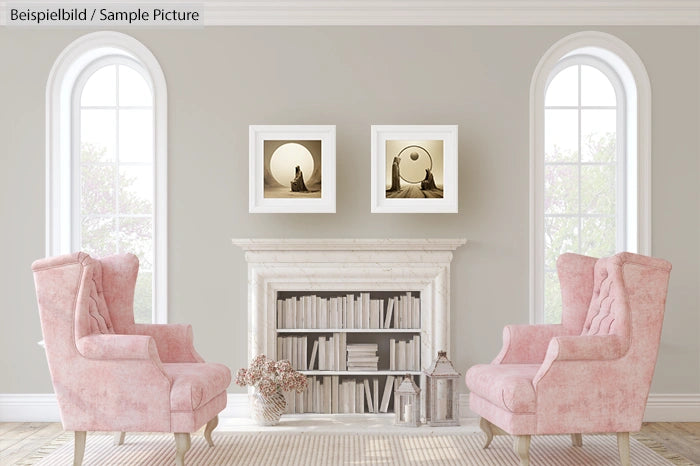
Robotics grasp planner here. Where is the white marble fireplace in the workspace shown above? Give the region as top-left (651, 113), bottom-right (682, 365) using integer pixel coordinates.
top-left (232, 238), bottom-right (466, 371)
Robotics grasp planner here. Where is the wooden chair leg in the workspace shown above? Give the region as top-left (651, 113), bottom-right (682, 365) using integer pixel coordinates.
top-left (617, 432), bottom-right (630, 466)
top-left (479, 417), bottom-right (495, 449)
top-left (571, 433), bottom-right (582, 447)
top-left (513, 435), bottom-right (531, 466)
top-left (204, 415), bottom-right (219, 447)
top-left (114, 432), bottom-right (126, 446)
top-left (73, 431), bottom-right (86, 466)
top-left (174, 433), bottom-right (191, 466)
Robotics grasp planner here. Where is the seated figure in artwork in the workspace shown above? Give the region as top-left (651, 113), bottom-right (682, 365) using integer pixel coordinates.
top-left (421, 168), bottom-right (437, 190)
top-left (388, 156), bottom-right (401, 192)
top-left (290, 165), bottom-right (308, 192)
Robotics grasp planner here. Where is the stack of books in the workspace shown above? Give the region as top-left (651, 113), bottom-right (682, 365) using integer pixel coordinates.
top-left (346, 343), bottom-right (379, 371)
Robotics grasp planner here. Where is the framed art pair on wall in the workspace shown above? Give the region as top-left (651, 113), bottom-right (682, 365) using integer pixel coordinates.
top-left (248, 125), bottom-right (458, 214)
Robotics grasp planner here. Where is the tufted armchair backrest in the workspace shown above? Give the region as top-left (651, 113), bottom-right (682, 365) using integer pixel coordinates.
top-left (32, 252), bottom-right (117, 352)
top-left (581, 254), bottom-right (630, 338)
top-left (75, 254), bottom-right (115, 339)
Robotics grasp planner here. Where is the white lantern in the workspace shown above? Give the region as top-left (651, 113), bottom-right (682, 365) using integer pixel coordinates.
top-left (394, 374), bottom-right (421, 427)
top-left (424, 350), bottom-right (460, 426)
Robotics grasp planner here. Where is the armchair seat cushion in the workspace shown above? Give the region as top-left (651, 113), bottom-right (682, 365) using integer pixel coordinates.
top-left (163, 363), bottom-right (232, 412)
top-left (466, 364), bottom-right (539, 414)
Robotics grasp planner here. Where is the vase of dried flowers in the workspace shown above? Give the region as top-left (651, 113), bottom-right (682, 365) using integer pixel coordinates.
top-left (236, 355), bottom-right (308, 426)
top-left (250, 389), bottom-right (287, 426)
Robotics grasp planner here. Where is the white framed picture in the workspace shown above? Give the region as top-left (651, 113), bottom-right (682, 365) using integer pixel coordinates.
top-left (249, 125), bottom-right (336, 213)
top-left (371, 125), bottom-right (458, 213)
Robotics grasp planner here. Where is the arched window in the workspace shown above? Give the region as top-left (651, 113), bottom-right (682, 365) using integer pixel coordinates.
top-left (46, 32), bottom-right (167, 323)
top-left (531, 32), bottom-right (651, 323)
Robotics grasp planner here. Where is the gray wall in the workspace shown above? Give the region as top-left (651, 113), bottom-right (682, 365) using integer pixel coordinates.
top-left (1, 26), bottom-right (697, 395)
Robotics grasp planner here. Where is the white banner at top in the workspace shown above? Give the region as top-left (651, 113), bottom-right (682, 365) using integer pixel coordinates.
top-left (5, 2), bottom-right (203, 27)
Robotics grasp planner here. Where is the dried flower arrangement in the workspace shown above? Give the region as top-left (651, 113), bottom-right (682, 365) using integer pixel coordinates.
top-left (235, 354), bottom-right (308, 397)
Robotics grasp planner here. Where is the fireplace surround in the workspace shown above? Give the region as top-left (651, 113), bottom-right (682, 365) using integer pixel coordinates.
top-left (232, 238), bottom-right (466, 417)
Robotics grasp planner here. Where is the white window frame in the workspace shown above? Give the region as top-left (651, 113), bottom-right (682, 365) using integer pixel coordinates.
top-left (530, 31), bottom-right (652, 323)
top-left (46, 31), bottom-right (168, 324)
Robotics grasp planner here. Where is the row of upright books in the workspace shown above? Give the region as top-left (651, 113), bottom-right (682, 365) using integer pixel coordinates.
top-left (389, 336), bottom-right (421, 371)
top-left (277, 333), bottom-right (349, 371)
top-left (277, 292), bottom-right (421, 329)
top-left (277, 335), bottom-right (310, 371)
top-left (285, 375), bottom-right (401, 414)
top-left (277, 334), bottom-right (420, 372)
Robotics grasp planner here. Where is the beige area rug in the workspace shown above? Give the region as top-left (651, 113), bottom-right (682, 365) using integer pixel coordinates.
top-left (28, 432), bottom-right (680, 466)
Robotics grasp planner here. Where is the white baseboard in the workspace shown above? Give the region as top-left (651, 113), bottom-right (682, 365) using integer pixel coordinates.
top-left (459, 394), bottom-right (476, 419)
top-left (2, 392), bottom-right (699, 423)
top-left (457, 393), bottom-right (700, 423)
top-left (221, 393), bottom-right (251, 419)
top-left (643, 394), bottom-right (700, 422)
top-left (0, 394), bottom-right (252, 423)
top-left (0, 394), bottom-right (62, 422)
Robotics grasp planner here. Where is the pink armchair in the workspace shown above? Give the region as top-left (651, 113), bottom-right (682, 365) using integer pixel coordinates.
top-left (465, 252), bottom-right (671, 466)
top-left (32, 252), bottom-right (231, 466)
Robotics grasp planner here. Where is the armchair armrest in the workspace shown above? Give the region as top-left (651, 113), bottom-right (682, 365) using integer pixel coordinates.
top-left (543, 334), bottom-right (626, 362)
top-left (132, 323), bottom-right (204, 363)
top-left (493, 324), bottom-right (570, 364)
top-left (533, 334), bottom-right (627, 388)
top-left (77, 334), bottom-right (160, 361)
top-left (73, 334), bottom-right (173, 429)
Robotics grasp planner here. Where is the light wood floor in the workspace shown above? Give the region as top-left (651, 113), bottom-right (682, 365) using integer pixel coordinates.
top-left (0, 422), bottom-right (698, 465)
top-left (636, 423), bottom-right (700, 464)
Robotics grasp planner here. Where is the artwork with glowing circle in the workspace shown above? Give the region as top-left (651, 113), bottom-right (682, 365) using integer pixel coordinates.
top-left (263, 140), bottom-right (322, 198)
top-left (385, 140), bottom-right (444, 199)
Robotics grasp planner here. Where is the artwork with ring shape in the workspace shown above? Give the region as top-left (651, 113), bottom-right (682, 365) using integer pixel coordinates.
top-left (371, 125), bottom-right (458, 213)
top-left (398, 145), bottom-right (432, 183)
top-left (387, 141), bottom-right (444, 198)
top-left (249, 125), bottom-right (336, 213)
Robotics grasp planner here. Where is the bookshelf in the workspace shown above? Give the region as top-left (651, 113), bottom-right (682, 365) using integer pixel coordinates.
top-left (233, 238), bottom-right (467, 421)
top-left (276, 291), bottom-right (422, 415)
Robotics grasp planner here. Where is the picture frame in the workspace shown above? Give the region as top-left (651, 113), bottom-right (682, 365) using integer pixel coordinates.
top-left (249, 125), bottom-right (336, 213)
top-left (371, 125), bottom-right (458, 213)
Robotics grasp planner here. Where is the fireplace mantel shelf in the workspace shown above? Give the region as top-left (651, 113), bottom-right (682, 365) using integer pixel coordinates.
top-left (231, 238), bottom-right (467, 252)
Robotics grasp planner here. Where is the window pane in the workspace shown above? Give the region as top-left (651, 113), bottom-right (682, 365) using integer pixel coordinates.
top-left (581, 165), bottom-right (616, 215)
top-left (133, 271), bottom-right (153, 324)
top-left (80, 159), bottom-right (115, 216)
top-left (119, 65), bottom-right (152, 107)
top-left (545, 165), bottom-right (579, 214)
top-left (81, 109), bottom-right (116, 161)
top-left (545, 65), bottom-right (578, 107)
top-left (544, 271), bottom-right (563, 324)
top-left (581, 109), bottom-right (616, 162)
top-left (581, 65), bottom-right (616, 107)
top-left (119, 166), bottom-right (153, 215)
top-left (581, 216), bottom-right (616, 258)
top-left (545, 109), bottom-right (578, 162)
top-left (119, 109), bottom-right (153, 164)
top-left (544, 216), bottom-right (579, 270)
top-left (118, 217), bottom-right (153, 269)
top-left (81, 65), bottom-right (116, 107)
top-left (81, 216), bottom-right (117, 257)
